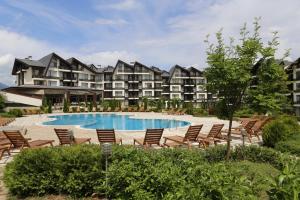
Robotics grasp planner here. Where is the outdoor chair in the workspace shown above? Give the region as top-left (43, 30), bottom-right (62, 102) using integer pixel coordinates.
top-left (0, 145), bottom-right (10, 160)
top-left (163, 125), bottom-right (203, 148)
top-left (197, 124), bottom-right (225, 148)
top-left (54, 128), bottom-right (91, 145)
top-left (230, 120), bottom-right (257, 143)
top-left (133, 128), bottom-right (164, 149)
top-left (96, 129), bottom-right (122, 145)
top-left (3, 130), bottom-right (54, 150)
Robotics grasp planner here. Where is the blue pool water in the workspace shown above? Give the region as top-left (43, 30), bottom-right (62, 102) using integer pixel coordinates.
top-left (43, 114), bottom-right (190, 130)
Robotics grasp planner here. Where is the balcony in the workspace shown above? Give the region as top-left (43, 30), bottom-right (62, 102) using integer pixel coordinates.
top-left (32, 74), bottom-right (44, 78)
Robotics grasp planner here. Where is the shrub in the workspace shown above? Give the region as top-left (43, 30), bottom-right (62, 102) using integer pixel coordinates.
top-left (8, 109), bottom-right (23, 117)
top-left (234, 107), bottom-right (255, 118)
top-left (4, 145), bottom-right (104, 198)
top-left (0, 94), bottom-right (5, 111)
top-left (88, 101), bottom-right (93, 112)
top-left (267, 160), bottom-right (300, 199)
top-left (4, 145), bottom-right (299, 199)
top-left (71, 107), bottom-right (77, 113)
top-left (275, 134), bottom-right (300, 156)
top-left (63, 98), bottom-right (69, 113)
top-left (262, 116), bottom-right (300, 147)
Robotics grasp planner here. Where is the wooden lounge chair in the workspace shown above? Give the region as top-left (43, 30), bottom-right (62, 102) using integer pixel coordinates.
top-left (163, 125), bottom-right (203, 148)
top-left (133, 128), bottom-right (164, 149)
top-left (3, 130), bottom-right (54, 150)
top-left (197, 124), bottom-right (224, 148)
top-left (230, 120), bottom-right (257, 143)
top-left (251, 118), bottom-right (271, 138)
top-left (96, 129), bottom-right (122, 145)
top-left (54, 129), bottom-right (91, 145)
top-left (0, 145), bottom-right (10, 160)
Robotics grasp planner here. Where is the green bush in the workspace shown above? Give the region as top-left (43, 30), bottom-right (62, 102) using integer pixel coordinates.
top-left (234, 107), bottom-right (255, 118)
top-left (8, 109), bottom-right (23, 117)
top-left (4, 145), bottom-right (104, 198)
top-left (275, 134), bottom-right (300, 156)
top-left (4, 145), bottom-right (299, 199)
top-left (262, 116), bottom-right (300, 147)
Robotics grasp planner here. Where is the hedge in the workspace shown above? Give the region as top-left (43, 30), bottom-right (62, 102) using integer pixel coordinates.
top-left (4, 145), bottom-right (300, 199)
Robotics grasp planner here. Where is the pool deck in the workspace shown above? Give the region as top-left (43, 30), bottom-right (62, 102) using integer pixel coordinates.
top-left (4, 112), bottom-right (260, 147)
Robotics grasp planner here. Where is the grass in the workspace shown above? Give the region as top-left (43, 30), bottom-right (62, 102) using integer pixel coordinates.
top-left (228, 161), bottom-right (280, 199)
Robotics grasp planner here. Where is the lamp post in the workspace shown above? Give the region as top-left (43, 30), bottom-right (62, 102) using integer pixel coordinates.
top-left (241, 128), bottom-right (246, 147)
top-left (101, 143), bottom-right (112, 199)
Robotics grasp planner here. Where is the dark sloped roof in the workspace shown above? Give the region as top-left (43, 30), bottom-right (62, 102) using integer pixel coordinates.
top-left (16, 59), bottom-right (46, 67)
top-left (161, 70), bottom-right (170, 77)
top-left (39, 53), bottom-right (54, 67)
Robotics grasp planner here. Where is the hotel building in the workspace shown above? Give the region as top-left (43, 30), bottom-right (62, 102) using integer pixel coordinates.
top-left (3, 52), bottom-right (211, 108)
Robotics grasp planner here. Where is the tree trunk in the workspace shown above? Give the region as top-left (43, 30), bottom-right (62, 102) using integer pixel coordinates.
top-left (225, 115), bottom-right (233, 161)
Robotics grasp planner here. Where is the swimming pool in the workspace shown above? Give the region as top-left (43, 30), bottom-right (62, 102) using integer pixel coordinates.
top-left (43, 114), bottom-right (190, 130)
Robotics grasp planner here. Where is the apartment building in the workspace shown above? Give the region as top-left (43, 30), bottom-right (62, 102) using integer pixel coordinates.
top-left (285, 58), bottom-right (300, 115)
top-left (5, 52), bottom-right (209, 108)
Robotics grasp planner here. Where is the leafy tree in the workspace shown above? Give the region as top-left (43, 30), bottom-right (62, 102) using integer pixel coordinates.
top-left (142, 97), bottom-right (148, 110)
top-left (204, 18), bottom-right (286, 159)
top-left (0, 94), bottom-right (5, 112)
top-left (63, 98), bottom-right (69, 113)
top-left (246, 58), bottom-right (290, 114)
top-left (88, 101), bottom-right (93, 112)
top-left (47, 99), bottom-right (52, 113)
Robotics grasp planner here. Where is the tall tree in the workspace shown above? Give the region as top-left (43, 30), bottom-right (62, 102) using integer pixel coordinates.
top-left (204, 18), bottom-right (286, 159)
top-left (246, 56), bottom-right (290, 114)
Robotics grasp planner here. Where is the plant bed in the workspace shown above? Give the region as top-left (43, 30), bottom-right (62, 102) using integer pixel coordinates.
top-left (4, 145), bottom-right (300, 199)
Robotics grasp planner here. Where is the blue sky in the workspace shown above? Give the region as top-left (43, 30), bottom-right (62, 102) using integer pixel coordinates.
top-left (0, 0), bottom-right (300, 85)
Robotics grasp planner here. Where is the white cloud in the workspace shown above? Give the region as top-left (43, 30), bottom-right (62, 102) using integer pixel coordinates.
top-left (0, 28), bottom-right (138, 85)
top-left (136, 0), bottom-right (300, 67)
top-left (96, 0), bottom-right (140, 10)
top-left (95, 18), bottom-right (128, 26)
top-left (79, 51), bottom-right (138, 66)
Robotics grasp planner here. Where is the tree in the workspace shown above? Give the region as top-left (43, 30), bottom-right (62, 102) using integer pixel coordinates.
top-left (47, 99), bottom-right (52, 113)
top-left (63, 98), bottom-right (69, 113)
top-left (204, 18), bottom-right (286, 159)
top-left (142, 97), bottom-right (148, 110)
top-left (246, 58), bottom-right (290, 114)
top-left (0, 94), bottom-right (5, 112)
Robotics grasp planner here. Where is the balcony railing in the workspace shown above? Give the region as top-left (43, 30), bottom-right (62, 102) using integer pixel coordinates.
top-left (32, 74), bottom-right (44, 78)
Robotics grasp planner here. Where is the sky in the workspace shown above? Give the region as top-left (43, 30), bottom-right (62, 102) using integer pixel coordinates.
top-left (0, 0), bottom-right (300, 85)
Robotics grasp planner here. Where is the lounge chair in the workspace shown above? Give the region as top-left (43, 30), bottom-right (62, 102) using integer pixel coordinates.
top-left (3, 130), bottom-right (54, 150)
top-left (96, 129), bottom-right (122, 145)
top-left (251, 118), bottom-right (271, 138)
top-left (54, 128), bottom-right (91, 145)
top-left (230, 120), bottom-right (257, 143)
top-left (197, 124), bottom-right (224, 148)
top-left (0, 118), bottom-right (15, 126)
top-left (163, 125), bottom-right (203, 148)
top-left (133, 128), bottom-right (164, 149)
top-left (0, 145), bottom-right (10, 160)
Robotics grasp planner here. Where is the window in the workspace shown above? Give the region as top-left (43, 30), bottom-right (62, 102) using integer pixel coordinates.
top-left (296, 71), bottom-right (300, 80)
top-left (144, 83), bottom-right (153, 88)
top-left (48, 81), bottom-right (57, 86)
top-left (172, 86), bottom-right (180, 92)
top-left (47, 70), bottom-right (57, 77)
top-left (79, 74), bottom-right (88, 80)
top-left (115, 91), bottom-right (123, 97)
top-left (81, 83), bottom-right (88, 88)
top-left (172, 94), bottom-right (180, 99)
top-left (144, 91), bottom-right (153, 97)
top-left (296, 83), bottom-right (300, 91)
top-left (115, 83), bottom-right (123, 88)
top-left (34, 80), bottom-right (45, 85)
top-left (197, 94), bottom-right (205, 99)
top-left (96, 84), bottom-right (103, 89)
top-left (95, 75), bottom-right (103, 81)
top-left (296, 95), bottom-right (300, 103)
